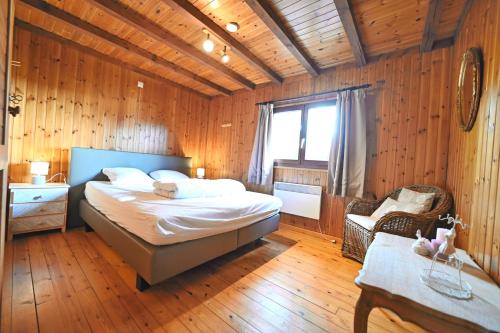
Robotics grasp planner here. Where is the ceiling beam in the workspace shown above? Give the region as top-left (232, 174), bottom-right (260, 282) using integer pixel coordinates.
top-left (86, 0), bottom-right (255, 90)
top-left (159, 0), bottom-right (282, 84)
top-left (14, 19), bottom-right (212, 99)
top-left (332, 0), bottom-right (366, 66)
top-left (18, 0), bottom-right (232, 96)
top-left (452, 0), bottom-right (474, 42)
top-left (243, 0), bottom-right (321, 76)
top-left (367, 37), bottom-right (454, 63)
top-left (421, 0), bottom-right (443, 52)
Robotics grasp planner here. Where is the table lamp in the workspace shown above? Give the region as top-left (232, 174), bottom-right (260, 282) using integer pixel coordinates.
top-left (196, 167), bottom-right (205, 179)
top-left (31, 161), bottom-right (49, 185)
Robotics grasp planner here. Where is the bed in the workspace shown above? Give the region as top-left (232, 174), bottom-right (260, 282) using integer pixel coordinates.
top-left (68, 148), bottom-right (281, 291)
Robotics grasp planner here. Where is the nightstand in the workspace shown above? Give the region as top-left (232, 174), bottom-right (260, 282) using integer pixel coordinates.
top-left (8, 182), bottom-right (70, 239)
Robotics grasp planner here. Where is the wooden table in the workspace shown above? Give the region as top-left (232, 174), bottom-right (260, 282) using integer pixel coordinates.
top-left (354, 233), bottom-right (500, 333)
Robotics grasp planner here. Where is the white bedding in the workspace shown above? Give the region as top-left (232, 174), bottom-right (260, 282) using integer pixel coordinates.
top-left (84, 181), bottom-right (282, 246)
top-left (153, 178), bottom-right (246, 199)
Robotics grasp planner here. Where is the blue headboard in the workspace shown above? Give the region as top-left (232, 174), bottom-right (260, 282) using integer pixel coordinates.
top-left (67, 147), bottom-right (192, 228)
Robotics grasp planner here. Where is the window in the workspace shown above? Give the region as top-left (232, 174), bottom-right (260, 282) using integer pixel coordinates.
top-left (271, 110), bottom-right (302, 160)
top-left (271, 101), bottom-right (336, 169)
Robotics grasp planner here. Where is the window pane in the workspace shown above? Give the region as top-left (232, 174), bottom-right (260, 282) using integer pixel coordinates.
top-left (271, 110), bottom-right (302, 160)
top-left (305, 104), bottom-right (336, 161)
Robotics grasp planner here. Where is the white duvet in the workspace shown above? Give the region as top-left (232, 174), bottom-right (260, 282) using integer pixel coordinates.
top-left (153, 178), bottom-right (246, 199)
top-left (84, 181), bottom-right (282, 246)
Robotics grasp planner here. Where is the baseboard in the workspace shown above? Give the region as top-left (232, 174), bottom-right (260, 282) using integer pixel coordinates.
top-left (279, 223), bottom-right (343, 243)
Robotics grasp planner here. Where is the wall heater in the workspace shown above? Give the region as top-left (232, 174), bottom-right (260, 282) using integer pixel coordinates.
top-left (273, 182), bottom-right (322, 220)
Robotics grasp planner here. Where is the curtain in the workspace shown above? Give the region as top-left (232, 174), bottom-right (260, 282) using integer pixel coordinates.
top-left (248, 103), bottom-right (274, 186)
top-left (327, 89), bottom-right (367, 198)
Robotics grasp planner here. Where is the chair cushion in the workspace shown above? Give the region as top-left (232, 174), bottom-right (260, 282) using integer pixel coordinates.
top-left (371, 197), bottom-right (425, 220)
top-left (397, 188), bottom-right (435, 212)
top-left (347, 214), bottom-right (377, 230)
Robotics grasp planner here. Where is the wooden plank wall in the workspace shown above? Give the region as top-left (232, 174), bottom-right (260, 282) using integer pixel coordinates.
top-left (0, 1), bottom-right (8, 142)
top-left (0, 0), bottom-right (13, 303)
top-left (206, 46), bottom-right (452, 238)
top-left (446, 0), bottom-right (500, 283)
top-left (8, 27), bottom-right (210, 183)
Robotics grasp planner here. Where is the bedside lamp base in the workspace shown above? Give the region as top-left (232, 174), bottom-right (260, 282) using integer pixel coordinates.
top-left (32, 175), bottom-right (46, 185)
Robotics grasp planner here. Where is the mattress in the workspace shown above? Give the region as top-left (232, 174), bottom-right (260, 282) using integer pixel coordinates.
top-left (84, 181), bottom-right (282, 245)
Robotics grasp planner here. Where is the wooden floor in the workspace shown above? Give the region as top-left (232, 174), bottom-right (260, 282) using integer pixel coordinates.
top-left (1, 224), bottom-right (426, 333)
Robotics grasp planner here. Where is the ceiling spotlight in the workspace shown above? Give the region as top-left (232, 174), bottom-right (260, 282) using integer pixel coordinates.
top-left (221, 46), bottom-right (230, 63)
top-left (209, 0), bottom-right (220, 9)
top-left (226, 22), bottom-right (239, 33)
top-left (203, 34), bottom-right (214, 53)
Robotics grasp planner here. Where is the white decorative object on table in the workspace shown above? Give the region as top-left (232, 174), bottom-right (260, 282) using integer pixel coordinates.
top-left (412, 229), bottom-right (431, 256)
top-left (420, 214), bottom-right (471, 299)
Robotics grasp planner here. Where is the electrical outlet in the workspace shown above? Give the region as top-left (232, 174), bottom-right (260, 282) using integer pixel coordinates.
top-left (137, 81), bottom-right (144, 88)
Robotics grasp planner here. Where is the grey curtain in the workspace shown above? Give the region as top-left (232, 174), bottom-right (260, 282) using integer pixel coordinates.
top-left (327, 89), bottom-right (367, 198)
top-left (248, 103), bottom-right (274, 186)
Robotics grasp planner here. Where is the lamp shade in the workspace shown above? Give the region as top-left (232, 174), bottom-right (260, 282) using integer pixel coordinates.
top-left (31, 161), bottom-right (49, 175)
top-left (196, 167), bottom-right (205, 179)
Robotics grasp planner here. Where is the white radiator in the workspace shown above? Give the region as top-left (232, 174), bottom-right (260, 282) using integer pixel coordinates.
top-left (273, 182), bottom-right (322, 220)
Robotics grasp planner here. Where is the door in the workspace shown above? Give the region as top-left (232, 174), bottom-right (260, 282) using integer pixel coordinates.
top-left (0, 0), bottom-right (14, 308)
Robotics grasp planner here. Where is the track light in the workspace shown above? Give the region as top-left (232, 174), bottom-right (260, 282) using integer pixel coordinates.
top-left (221, 46), bottom-right (230, 63)
top-left (203, 34), bottom-right (214, 53)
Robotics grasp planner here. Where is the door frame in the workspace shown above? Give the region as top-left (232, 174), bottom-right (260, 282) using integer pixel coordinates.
top-left (0, 0), bottom-right (14, 314)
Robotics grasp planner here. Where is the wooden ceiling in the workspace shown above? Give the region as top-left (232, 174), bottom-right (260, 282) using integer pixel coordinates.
top-left (14, 0), bottom-right (471, 97)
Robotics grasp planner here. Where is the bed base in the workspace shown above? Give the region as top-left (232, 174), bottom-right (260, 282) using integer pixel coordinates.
top-left (84, 223), bottom-right (94, 233)
top-left (136, 275), bottom-right (151, 291)
top-left (79, 199), bottom-right (280, 291)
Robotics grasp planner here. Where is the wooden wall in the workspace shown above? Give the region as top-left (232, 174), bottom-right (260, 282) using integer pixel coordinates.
top-left (8, 27), bottom-right (209, 183)
top-left (446, 0), bottom-right (500, 282)
top-left (206, 46), bottom-right (453, 238)
top-left (0, 0), bottom-right (14, 302)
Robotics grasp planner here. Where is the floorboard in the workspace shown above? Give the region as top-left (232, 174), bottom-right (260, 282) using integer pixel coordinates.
top-left (1, 225), bottom-right (427, 332)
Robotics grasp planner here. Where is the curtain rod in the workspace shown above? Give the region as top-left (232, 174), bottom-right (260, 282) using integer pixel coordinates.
top-left (255, 83), bottom-right (372, 106)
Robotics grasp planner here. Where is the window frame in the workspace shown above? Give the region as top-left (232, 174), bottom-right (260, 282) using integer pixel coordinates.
top-left (273, 100), bottom-right (336, 169)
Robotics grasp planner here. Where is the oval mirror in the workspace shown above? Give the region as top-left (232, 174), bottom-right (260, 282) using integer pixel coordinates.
top-left (457, 48), bottom-right (482, 132)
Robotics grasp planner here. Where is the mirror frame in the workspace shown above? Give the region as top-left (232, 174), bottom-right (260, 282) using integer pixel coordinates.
top-left (457, 47), bottom-right (483, 132)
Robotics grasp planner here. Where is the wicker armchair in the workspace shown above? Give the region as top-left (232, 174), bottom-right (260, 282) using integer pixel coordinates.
top-left (342, 185), bottom-right (452, 263)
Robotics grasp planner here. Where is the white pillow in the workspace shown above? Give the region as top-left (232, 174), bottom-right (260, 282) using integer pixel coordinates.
top-left (102, 167), bottom-right (153, 185)
top-left (149, 170), bottom-right (189, 182)
top-left (397, 188), bottom-right (435, 212)
top-left (371, 197), bottom-right (426, 220)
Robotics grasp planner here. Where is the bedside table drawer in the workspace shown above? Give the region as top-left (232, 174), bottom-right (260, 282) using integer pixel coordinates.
top-left (10, 214), bottom-right (66, 233)
top-left (10, 201), bottom-right (67, 218)
top-left (11, 188), bottom-right (67, 204)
